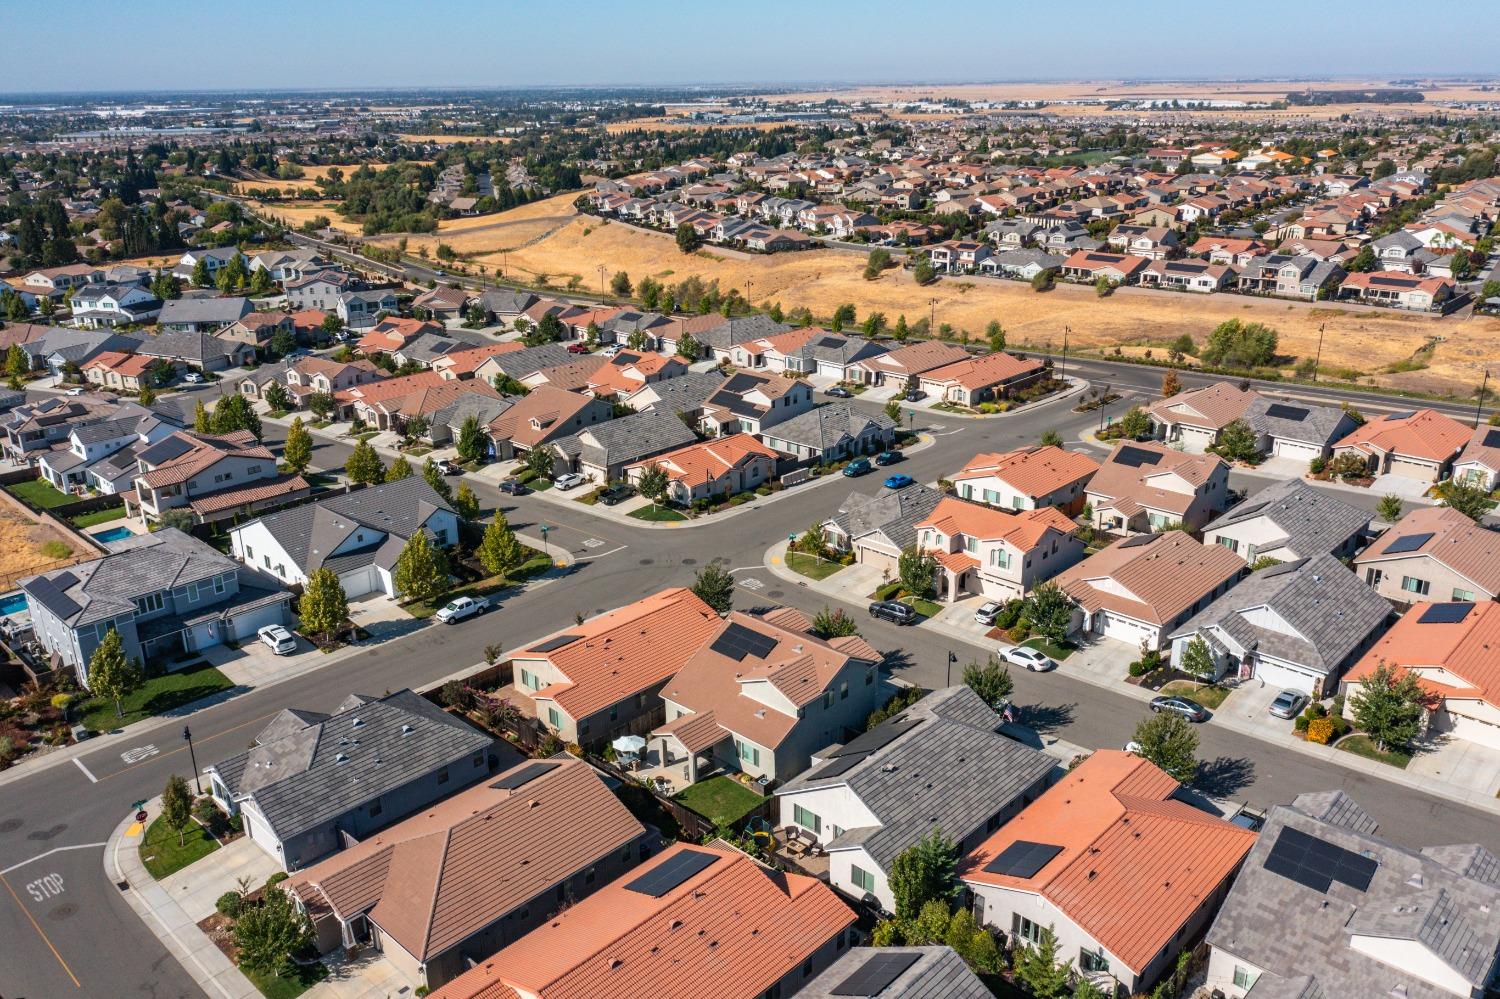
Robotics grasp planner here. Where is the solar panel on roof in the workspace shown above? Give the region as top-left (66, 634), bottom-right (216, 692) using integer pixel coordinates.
top-left (1114, 445), bottom-right (1162, 469)
top-left (808, 753), bottom-right (867, 780)
top-left (490, 761), bottom-right (559, 790)
top-left (528, 634), bottom-right (581, 654)
top-left (817, 336), bottom-right (845, 349)
top-left (1119, 534), bottom-right (1156, 548)
top-left (1419, 603), bottom-right (1475, 625)
top-left (829, 951), bottom-right (922, 996)
top-left (624, 849), bottom-right (719, 897)
top-left (833, 714), bottom-right (923, 758)
top-left (984, 840), bottom-right (1064, 879)
top-left (709, 622), bottom-right (779, 662)
top-left (1262, 826), bottom-right (1377, 894)
top-left (1265, 403), bottom-right (1310, 422)
top-left (24, 575), bottom-right (80, 619)
top-left (1385, 411), bottom-right (1415, 421)
top-left (1481, 428), bottom-right (1500, 449)
top-left (1383, 532), bottom-right (1434, 555)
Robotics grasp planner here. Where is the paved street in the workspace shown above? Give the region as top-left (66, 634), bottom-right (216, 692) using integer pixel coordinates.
top-left (2, 373), bottom-right (1497, 997)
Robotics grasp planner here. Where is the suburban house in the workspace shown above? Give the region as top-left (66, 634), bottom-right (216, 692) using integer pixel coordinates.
top-left (963, 750), bottom-right (1257, 997)
top-left (205, 690), bottom-right (498, 870)
top-left (125, 430), bottom-right (309, 526)
top-left (289, 757), bottom-right (653, 991)
top-left (137, 330), bottom-right (257, 372)
top-left (511, 588), bottom-right (723, 747)
top-left (752, 327), bottom-right (889, 380)
top-left (239, 356), bottom-right (385, 408)
top-left (849, 341), bottom-right (970, 387)
top-left (1203, 479), bottom-right (1371, 565)
top-left (35, 403), bottom-right (182, 493)
top-left (1138, 258), bottom-right (1236, 293)
top-left (1147, 382), bottom-right (1260, 453)
top-left (427, 842), bottom-right (856, 999)
top-left (248, 249), bottom-right (323, 282)
top-left (1206, 791), bottom-right (1500, 998)
top-left (1341, 271), bottom-right (1455, 311)
top-left (22, 529), bottom-right (293, 683)
top-left (484, 385), bottom-right (614, 462)
top-left (1250, 397), bottom-right (1363, 463)
top-left (1059, 249), bottom-right (1150, 284)
top-left (1237, 254), bottom-right (1346, 301)
top-left (550, 408), bottom-right (699, 483)
top-left (699, 371), bottom-right (814, 436)
top-left (2, 396), bottom-right (143, 465)
top-left (219, 311), bottom-right (295, 351)
top-left (69, 282), bottom-right (162, 328)
top-left (157, 296), bottom-right (252, 334)
top-left (430, 342), bottom-right (524, 381)
top-left (1453, 424), bottom-right (1500, 491)
top-left (696, 314), bottom-right (794, 364)
top-left (1053, 531), bottom-right (1246, 648)
top-left (29, 327), bottom-right (144, 378)
top-left (411, 284), bottom-right (471, 321)
top-left (356, 317), bottom-right (442, 356)
top-left (1085, 442), bottom-right (1230, 534)
top-left (624, 433), bottom-right (778, 505)
top-left (1332, 408), bottom-right (1471, 484)
top-left (757, 402), bottom-right (895, 465)
top-left (652, 607), bottom-right (883, 783)
top-left (1167, 554), bottom-right (1392, 695)
top-left (822, 483), bottom-right (946, 576)
top-left (230, 478), bottom-right (459, 601)
top-left (775, 685), bottom-right (1054, 914)
top-left (284, 270), bottom-right (362, 313)
top-left (1354, 506), bottom-right (1500, 604)
top-left (915, 351), bottom-right (1047, 408)
top-left (174, 247), bottom-right (244, 281)
top-left (470, 342), bottom-right (575, 387)
top-left (801, 947), bottom-right (991, 999)
top-left (950, 446), bottom-right (1099, 515)
top-left (337, 288), bottom-right (400, 328)
top-left (915, 498), bottom-right (1085, 602)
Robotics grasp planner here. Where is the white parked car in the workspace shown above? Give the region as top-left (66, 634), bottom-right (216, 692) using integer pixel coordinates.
top-left (601, 345), bottom-right (622, 358)
top-left (435, 595), bottom-right (487, 624)
top-left (974, 601), bottom-right (1004, 626)
top-left (553, 472), bottom-right (586, 490)
top-left (1001, 645), bottom-right (1057, 672)
top-left (257, 625), bottom-right (298, 655)
top-left (65, 386), bottom-right (86, 396)
top-left (183, 371), bottom-right (204, 384)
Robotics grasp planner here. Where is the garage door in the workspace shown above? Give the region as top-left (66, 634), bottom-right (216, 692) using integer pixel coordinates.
top-left (1094, 611), bottom-right (1155, 645)
top-left (227, 601), bottom-right (290, 642)
top-left (1440, 710), bottom-right (1500, 751)
top-left (1252, 658), bottom-right (1320, 695)
top-left (1388, 456), bottom-right (1436, 481)
top-left (1273, 438), bottom-right (1322, 462)
top-left (818, 361), bottom-right (845, 379)
top-left (338, 566), bottom-right (381, 599)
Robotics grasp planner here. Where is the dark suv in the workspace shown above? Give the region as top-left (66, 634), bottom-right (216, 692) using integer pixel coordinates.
top-left (868, 600), bottom-right (918, 625)
top-left (598, 483), bottom-right (634, 506)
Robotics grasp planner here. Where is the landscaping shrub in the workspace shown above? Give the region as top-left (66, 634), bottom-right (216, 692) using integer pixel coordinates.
top-left (265, 871), bottom-right (288, 889)
top-left (216, 892), bottom-right (243, 918)
top-left (1306, 717), bottom-right (1335, 745)
top-left (996, 599), bottom-right (1024, 630)
top-left (1294, 715), bottom-right (1310, 733)
top-left (1309, 456), bottom-right (1327, 475)
top-left (1128, 658), bottom-right (1152, 678)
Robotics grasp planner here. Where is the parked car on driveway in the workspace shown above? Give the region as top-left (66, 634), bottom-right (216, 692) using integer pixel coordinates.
top-left (183, 371), bottom-right (205, 384)
top-left (874, 450), bottom-right (902, 466)
top-left (825, 385), bottom-right (852, 399)
top-left (868, 600), bottom-right (918, 625)
top-left (566, 342), bottom-right (591, 354)
top-left (498, 478), bottom-right (530, 496)
top-left (554, 471), bottom-right (586, 490)
top-left (883, 473), bottom-right (914, 490)
top-left (903, 389), bottom-right (925, 402)
top-left (843, 457), bottom-right (872, 477)
top-left (1150, 694), bottom-right (1210, 722)
top-left (1001, 645), bottom-right (1057, 672)
top-left (598, 483), bottom-right (633, 505)
top-left (975, 601), bottom-right (1004, 626)
top-left (436, 459), bottom-right (461, 475)
top-left (257, 624), bottom-right (297, 656)
top-left (435, 595), bottom-right (486, 624)
top-left (1268, 689), bottom-right (1309, 719)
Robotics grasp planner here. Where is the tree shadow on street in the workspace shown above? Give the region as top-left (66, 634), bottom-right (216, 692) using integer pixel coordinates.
top-left (1013, 701), bottom-right (1076, 735)
top-left (1193, 755), bottom-right (1256, 797)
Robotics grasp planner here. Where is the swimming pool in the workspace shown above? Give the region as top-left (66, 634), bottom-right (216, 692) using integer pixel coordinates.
top-left (92, 526), bottom-right (135, 543)
top-left (0, 591), bottom-right (27, 617)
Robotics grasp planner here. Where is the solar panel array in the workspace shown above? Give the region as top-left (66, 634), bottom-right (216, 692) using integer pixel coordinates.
top-left (1119, 534), bottom-right (1157, 549)
top-left (818, 336), bottom-right (845, 349)
top-left (709, 622), bottom-right (778, 662)
top-left (1114, 445), bottom-right (1163, 469)
top-left (829, 951), bottom-right (922, 997)
top-left (1383, 532), bottom-right (1434, 555)
top-left (624, 849), bottom-right (719, 897)
top-left (490, 761), bottom-right (559, 790)
top-left (1385, 410), bottom-right (1415, 421)
top-left (1419, 603), bottom-right (1475, 625)
top-left (1262, 826), bottom-right (1377, 894)
top-left (805, 715), bottom-right (924, 782)
top-left (984, 840), bottom-right (1064, 878)
top-left (24, 575), bottom-right (80, 619)
top-left (1265, 403), bottom-right (1310, 422)
top-left (528, 634), bottom-right (581, 653)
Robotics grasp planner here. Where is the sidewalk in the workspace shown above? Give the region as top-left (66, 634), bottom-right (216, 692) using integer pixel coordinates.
top-left (762, 539), bottom-right (1500, 819)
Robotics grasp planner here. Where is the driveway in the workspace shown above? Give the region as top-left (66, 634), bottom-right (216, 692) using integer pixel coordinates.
top-left (1369, 473), bottom-right (1433, 502)
top-left (157, 836), bottom-right (281, 922)
top-left (1407, 736), bottom-right (1500, 798)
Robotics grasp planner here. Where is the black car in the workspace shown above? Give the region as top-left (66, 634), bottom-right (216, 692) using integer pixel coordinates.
top-left (868, 600), bottom-right (918, 625)
top-left (903, 388), bottom-right (926, 402)
top-left (598, 483), bottom-right (634, 506)
top-left (498, 478), bottom-right (530, 495)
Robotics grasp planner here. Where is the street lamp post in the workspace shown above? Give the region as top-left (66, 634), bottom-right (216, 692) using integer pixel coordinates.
top-left (539, 524), bottom-right (550, 558)
top-left (1477, 369), bottom-right (1491, 427)
top-left (183, 725), bottom-right (201, 794)
top-left (1311, 323), bottom-right (1326, 383)
top-left (946, 651), bottom-right (957, 687)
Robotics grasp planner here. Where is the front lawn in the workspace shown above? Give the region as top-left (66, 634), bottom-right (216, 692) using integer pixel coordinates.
top-left (6, 478), bottom-right (74, 509)
top-left (69, 506), bottom-right (128, 528)
top-left (673, 775), bottom-right (764, 827)
top-left (900, 596), bottom-right (944, 618)
top-left (1336, 734), bottom-right (1412, 769)
top-left (243, 962), bottom-right (329, 999)
top-left (628, 504), bottom-right (686, 522)
top-left (404, 553), bottom-right (553, 619)
top-left (139, 814), bottom-right (220, 880)
top-left (786, 551), bottom-right (845, 581)
top-left (80, 661), bottom-right (234, 732)
top-left (1021, 637), bottom-right (1075, 662)
top-left (1159, 680), bottom-right (1231, 710)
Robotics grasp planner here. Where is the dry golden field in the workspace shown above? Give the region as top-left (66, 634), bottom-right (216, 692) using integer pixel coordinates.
top-left (0, 510), bottom-right (85, 583)
top-left (398, 133), bottom-right (510, 145)
top-left (244, 200), bottom-right (364, 234)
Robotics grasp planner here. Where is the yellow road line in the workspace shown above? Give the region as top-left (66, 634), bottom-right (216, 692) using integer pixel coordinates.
top-left (0, 870), bottom-right (81, 988)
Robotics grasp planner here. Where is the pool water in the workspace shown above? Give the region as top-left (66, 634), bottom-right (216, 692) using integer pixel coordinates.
top-left (92, 526), bottom-right (135, 543)
top-left (0, 592), bottom-right (27, 616)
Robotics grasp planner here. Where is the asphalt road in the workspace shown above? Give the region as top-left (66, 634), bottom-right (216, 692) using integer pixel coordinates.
top-left (2, 376), bottom-right (1496, 998)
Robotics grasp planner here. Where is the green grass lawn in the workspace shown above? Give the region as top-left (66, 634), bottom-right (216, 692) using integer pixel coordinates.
top-left (267, 409), bottom-right (289, 419)
top-left (405, 554), bottom-right (554, 619)
top-left (1336, 734), bottom-right (1412, 769)
top-left (139, 814), bottom-right (220, 880)
top-left (243, 962), bottom-right (329, 999)
top-left (350, 431), bottom-right (379, 443)
top-left (1021, 637), bottom-right (1075, 661)
top-left (1160, 680), bottom-right (1231, 709)
top-left (6, 478), bottom-right (75, 509)
top-left (786, 551), bottom-right (845, 581)
top-left (900, 596), bottom-right (944, 618)
top-left (309, 420), bottom-right (332, 430)
top-left (69, 506), bottom-right (128, 528)
top-left (673, 775), bottom-right (764, 827)
top-left (628, 504), bottom-right (686, 522)
top-left (80, 661), bottom-right (233, 732)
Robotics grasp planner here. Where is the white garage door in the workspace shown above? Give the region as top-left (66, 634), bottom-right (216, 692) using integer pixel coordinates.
top-left (1440, 711), bottom-right (1500, 751)
top-left (338, 566), bottom-right (381, 599)
top-left (1388, 456), bottom-right (1436, 481)
top-left (818, 360), bottom-right (845, 379)
top-left (227, 601), bottom-right (289, 641)
top-left (1272, 438), bottom-right (1322, 462)
top-left (1252, 658), bottom-right (1321, 695)
top-left (1093, 611), bottom-right (1156, 645)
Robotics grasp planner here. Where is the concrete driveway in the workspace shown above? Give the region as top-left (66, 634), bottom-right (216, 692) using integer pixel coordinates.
top-left (1369, 472), bottom-right (1433, 502)
top-left (1408, 736), bottom-right (1500, 798)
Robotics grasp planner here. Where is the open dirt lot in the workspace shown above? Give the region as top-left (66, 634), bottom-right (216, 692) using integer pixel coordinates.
top-left (244, 200), bottom-right (364, 234)
top-left (0, 509), bottom-right (85, 585)
top-left (235, 161), bottom-right (434, 195)
top-left (363, 196), bottom-right (577, 256)
top-left (464, 199), bottom-right (1499, 397)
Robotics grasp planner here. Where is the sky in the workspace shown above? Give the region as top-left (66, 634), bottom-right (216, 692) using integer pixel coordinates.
top-left (2, 0), bottom-right (1497, 94)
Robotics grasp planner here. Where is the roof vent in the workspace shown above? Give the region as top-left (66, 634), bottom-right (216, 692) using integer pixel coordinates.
top-left (1406, 873), bottom-right (1424, 889)
top-left (335, 752), bottom-right (348, 765)
top-left (401, 724), bottom-right (414, 736)
top-left (671, 920), bottom-right (683, 930)
top-left (610, 959), bottom-right (623, 970)
top-left (352, 717), bottom-right (363, 727)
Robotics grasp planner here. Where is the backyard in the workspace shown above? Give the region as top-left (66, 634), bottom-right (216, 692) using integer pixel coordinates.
top-left (138, 813), bottom-right (220, 880)
top-left (5, 478), bottom-right (75, 509)
top-left (672, 775), bottom-right (765, 828)
top-left (80, 661), bottom-right (234, 732)
top-left (68, 506), bottom-right (129, 528)
top-left (0, 505), bottom-right (86, 585)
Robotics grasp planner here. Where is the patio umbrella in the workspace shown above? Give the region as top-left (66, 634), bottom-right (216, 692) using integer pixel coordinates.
top-left (612, 734), bottom-right (647, 755)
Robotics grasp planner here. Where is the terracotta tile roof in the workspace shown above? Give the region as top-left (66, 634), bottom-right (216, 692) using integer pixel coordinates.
top-left (1085, 442), bottom-right (1224, 517)
top-left (340, 370), bottom-right (447, 406)
top-left (428, 843), bottom-right (854, 999)
top-left (83, 350), bottom-right (153, 377)
top-left (1335, 408), bottom-right (1470, 463)
top-left (859, 340), bottom-right (970, 377)
top-left (962, 750), bottom-right (1256, 973)
top-left (1147, 381), bottom-right (1258, 432)
top-left (952, 446), bottom-right (1099, 499)
top-left (434, 342), bottom-right (525, 377)
top-left (752, 325), bottom-right (825, 357)
top-left (1457, 424), bottom-right (1500, 473)
top-left (1346, 601), bottom-right (1500, 711)
top-left (628, 433), bottom-right (779, 484)
top-left (188, 474), bottom-right (310, 515)
top-left (526, 355), bottom-right (610, 392)
top-left (289, 758), bottom-right (644, 963)
top-left (919, 497), bottom-right (1077, 553)
top-left (520, 588), bottom-right (722, 720)
top-left (918, 351), bottom-right (1045, 391)
top-left (136, 430), bottom-right (274, 489)
top-left (1054, 531), bottom-right (1244, 626)
top-left (652, 709), bottom-right (729, 754)
top-left (586, 353), bottom-right (685, 399)
top-left (1354, 505), bottom-right (1500, 596)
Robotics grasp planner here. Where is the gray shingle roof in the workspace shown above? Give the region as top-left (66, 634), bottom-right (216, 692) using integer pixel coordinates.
top-left (799, 947), bottom-right (991, 999)
top-left (157, 297), bottom-right (251, 327)
top-left (1205, 479), bottom-right (1369, 559)
top-left (139, 330), bottom-right (247, 363)
top-left (829, 483), bottom-right (946, 552)
top-left (695, 315), bottom-right (792, 350)
top-left (1245, 396), bottom-right (1356, 448)
top-left (488, 342), bottom-right (575, 379)
top-left (568, 409), bottom-right (697, 468)
top-left (209, 689), bottom-right (493, 843)
top-left (630, 369), bottom-right (727, 414)
top-left (761, 402), bottom-right (894, 453)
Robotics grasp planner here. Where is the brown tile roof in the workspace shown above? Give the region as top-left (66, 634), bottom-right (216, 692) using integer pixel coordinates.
top-left (428, 843), bottom-right (854, 999)
top-left (1054, 531), bottom-right (1244, 626)
top-left (487, 386), bottom-right (597, 450)
top-left (861, 340), bottom-right (970, 377)
top-left (962, 751), bottom-right (1256, 973)
top-left (1086, 442), bottom-right (1224, 518)
top-left (1354, 505), bottom-right (1500, 596)
top-left (918, 497), bottom-right (1076, 553)
top-left (137, 431), bottom-right (274, 489)
top-left (627, 433), bottom-right (779, 485)
top-left (918, 351), bottom-right (1045, 392)
top-left (952, 445), bottom-right (1099, 499)
top-left (289, 758), bottom-right (644, 963)
top-left (1147, 380), bottom-right (1258, 432)
top-left (188, 474), bottom-right (310, 516)
top-left (1335, 408), bottom-right (1470, 463)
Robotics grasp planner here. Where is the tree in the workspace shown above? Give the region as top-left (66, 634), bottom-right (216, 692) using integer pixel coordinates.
top-left (1132, 710), bottom-right (1199, 783)
top-left (211, 394), bottom-right (262, 440)
top-left (393, 530), bottom-right (450, 604)
top-left (306, 392), bottom-right (337, 421)
top-left (962, 655), bottom-right (1014, 710)
top-left (1116, 405), bottom-right (1152, 439)
top-left (675, 332), bottom-right (700, 360)
top-left (864, 248), bottom-right (892, 280)
top-left (690, 561), bottom-right (735, 615)
top-left (1023, 582), bottom-right (1072, 646)
top-left (385, 455), bottom-right (412, 480)
top-left (1160, 368), bottom-right (1182, 398)
top-left (263, 382), bottom-right (293, 413)
top-left (1180, 635), bottom-right (1216, 683)
top-left (944, 906), bottom-right (1002, 975)
top-left (234, 887), bottom-right (313, 980)
top-left (1436, 480), bottom-right (1497, 522)
top-left (193, 399), bottom-right (211, 433)
top-left (1031, 267), bottom-right (1057, 292)
top-left (610, 270), bottom-right (632, 297)
top-left (477, 512), bottom-right (524, 577)
top-left (1351, 660), bottom-right (1429, 752)
top-left (675, 222), bottom-right (702, 254)
top-left (138, 383), bottom-right (157, 406)
top-left (812, 606), bottom-right (860, 638)
top-left (888, 830), bottom-right (957, 920)
top-left (984, 319), bottom-right (1006, 353)
top-left (1039, 429), bottom-right (1063, 447)
top-left (884, 397), bottom-right (903, 423)
top-left (452, 482), bottom-right (480, 521)
top-left (87, 628), bottom-right (142, 718)
top-left (282, 417), bottom-right (313, 474)
top-left (455, 414), bottom-right (486, 464)
top-left (831, 303), bottom-right (857, 331)
top-left (892, 313), bottom-right (909, 341)
top-left (1094, 275), bottom-right (1115, 298)
top-left (162, 773), bottom-right (193, 848)
top-left (190, 258), bottom-right (211, 288)
top-left (1013, 925), bottom-right (1072, 999)
top-left (422, 457), bottom-right (454, 502)
top-left (150, 271), bottom-right (181, 302)
top-left (1201, 319), bottom-right (1279, 369)
top-left (268, 326), bottom-right (297, 358)
top-left (912, 256), bottom-right (936, 285)
top-left (637, 462), bottom-right (670, 513)
top-left (319, 314), bottom-right (344, 341)
top-left (343, 439), bottom-right (384, 485)
top-left (1073, 980), bottom-right (1110, 999)
top-left (299, 568), bottom-right (349, 645)
top-left (860, 312), bottom-right (887, 338)
top-left (1213, 418), bottom-right (1262, 464)
top-left (897, 547), bottom-right (937, 600)
top-left (5, 344), bottom-right (29, 390)
top-left (1377, 493), bottom-right (1404, 523)
top-left (525, 447), bottom-right (555, 480)
top-left (250, 267), bottom-right (273, 295)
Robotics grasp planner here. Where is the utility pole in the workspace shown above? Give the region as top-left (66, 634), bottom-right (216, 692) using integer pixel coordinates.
top-left (183, 725), bottom-right (201, 794)
top-left (1477, 369), bottom-right (1490, 427)
top-left (597, 264), bottom-right (606, 302)
top-left (1311, 323), bottom-right (1326, 383)
top-left (928, 297), bottom-right (937, 335)
top-left (1060, 325), bottom-right (1070, 383)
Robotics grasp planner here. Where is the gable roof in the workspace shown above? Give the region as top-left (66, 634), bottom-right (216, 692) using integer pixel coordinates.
top-left (569, 409), bottom-right (697, 469)
top-left (1335, 408), bottom-right (1470, 463)
top-left (1204, 479), bottom-right (1370, 558)
top-left (1086, 442), bottom-right (1225, 518)
top-left (760, 402), bottom-right (894, 452)
top-left (799, 946), bottom-right (991, 999)
top-left (1147, 380), bottom-right (1258, 432)
top-left (951, 446), bottom-right (1099, 498)
top-left (631, 433), bottom-right (778, 483)
top-left (918, 497), bottom-right (1077, 552)
top-left (1054, 531), bottom-right (1244, 626)
top-left (1347, 600), bottom-right (1500, 712)
top-left (829, 483), bottom-right (946, 552)
top-left (918, 351), bottom-right (1045, 391)
top-left (485, 385), bottom-right (597, 449)
top-left (1355, 505), bottom-right (1500, 596)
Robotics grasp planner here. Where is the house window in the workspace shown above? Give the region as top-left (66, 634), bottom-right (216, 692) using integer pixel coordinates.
top-left (991, 548), bottom-right (1011, 569)
top-left (736, 739), bottom-right (760, 767)
top-left (983, 488), bottom-right (1000, 505)
top-left (214, 575), bottom-right (226, 595)
top-left (134, 591), bottom-right (164, 615)
top-left (1453, 588), bottom-right (1476, 601)
top-left (850, 865), bottom-right (876, 893)
top-left (472, 754), bottom-right (483, 767)
top-left (1216, 536), bottom-right (1239, 554)
top-left (547, 707), bottom-right (562, 729)
top-left (840, 681), bottom-right (848, 700)
top-left (792, 804), bottom-right (821, 835)
top-left (186, 582), bottom-right (200, 603)
top-left (1080, 949), bottom-right (1109, 974)
top-left (1016, 916), bottom-right (1044, 947)
top-left (1012, 495), bottom-right (1024, 511)
top-left (1401, 576), bottom-right (1430, 596)
top-left (865, 667), bottom-right (874, 686)
top-left (823, 690), bottom-right (834, 709)
top-left (246, 465), bottom-right (261, 475)
top-left (1233, 966), bottom-right (1259, 989)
